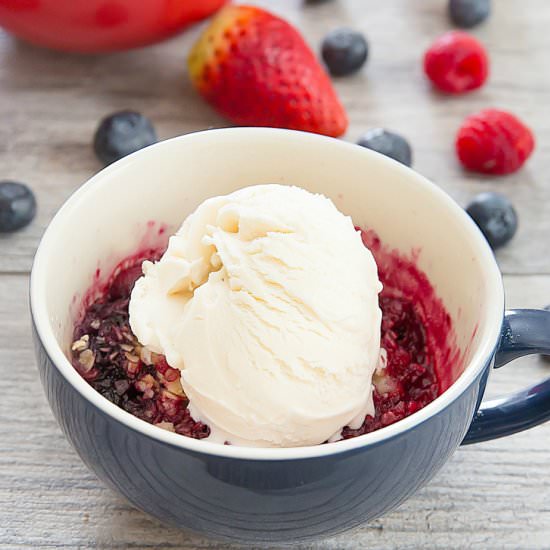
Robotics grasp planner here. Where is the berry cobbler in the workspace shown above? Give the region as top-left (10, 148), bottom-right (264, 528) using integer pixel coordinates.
top-left (70, 185), bottom-right (459, 447)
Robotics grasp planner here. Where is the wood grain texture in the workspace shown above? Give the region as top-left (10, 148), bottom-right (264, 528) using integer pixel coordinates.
top-left (1, 0), bottom-right (550, 548)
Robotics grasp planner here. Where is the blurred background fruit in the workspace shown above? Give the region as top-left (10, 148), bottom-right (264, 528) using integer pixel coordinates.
top-left (357, 129), bottom-right (413, 167)
top-left (465, 192), bottom-right (518, 249)
top-left (94, 111), bottom-right (157, 166)
top-left (321, 27), bottom-right (369, 77)
top-left (449, 0), bottom-right (491, 28)
top-left (0, 180), bottom-right (36, 233)
top-left (424, 30), bottom-right (489, 94)
top-left (0, 0), bottom-right (227, 53)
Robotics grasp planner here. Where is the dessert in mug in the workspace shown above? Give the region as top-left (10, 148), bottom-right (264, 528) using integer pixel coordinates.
top-left (71, 184), bottom-right (458, 447)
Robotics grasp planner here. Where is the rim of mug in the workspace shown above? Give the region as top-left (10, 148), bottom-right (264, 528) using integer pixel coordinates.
top-left (30, 127), bottom-right (504, 461)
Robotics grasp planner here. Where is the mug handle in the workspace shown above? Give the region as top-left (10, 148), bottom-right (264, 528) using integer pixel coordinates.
top-left (462, 309), bottom-right (550, 445)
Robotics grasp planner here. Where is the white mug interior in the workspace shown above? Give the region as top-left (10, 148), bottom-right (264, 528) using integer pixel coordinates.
top-left (31, 128), bottom-right (504, 459)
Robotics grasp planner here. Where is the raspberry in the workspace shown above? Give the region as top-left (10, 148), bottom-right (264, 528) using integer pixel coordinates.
top-left (456, 109), bottom-right (535, 175)
top-left (423, 31), bottom-right (488, 93)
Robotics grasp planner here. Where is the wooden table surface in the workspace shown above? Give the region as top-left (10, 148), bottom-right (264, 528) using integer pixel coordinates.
top-left (2, 0), bottom-right (550, 548)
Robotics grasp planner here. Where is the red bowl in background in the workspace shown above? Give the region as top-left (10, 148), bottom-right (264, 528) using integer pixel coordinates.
top-left (0, 0), bottom-right (227, 53)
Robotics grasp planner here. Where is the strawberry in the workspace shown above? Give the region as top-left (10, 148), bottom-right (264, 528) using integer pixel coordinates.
top-left (188, 5), bottom-right (348, 137)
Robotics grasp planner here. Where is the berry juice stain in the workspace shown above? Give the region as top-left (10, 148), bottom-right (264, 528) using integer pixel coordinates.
top-left (70, 227), bottom-right (461, 442)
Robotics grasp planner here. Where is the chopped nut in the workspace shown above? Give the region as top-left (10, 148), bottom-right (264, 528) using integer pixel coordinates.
top-left (165, 378), bottom-right (185, 397)
top-left (71, 335), bottom-right (89, 352)
top-left (376, 348), bottom-right (388, 374)
top-left (151, 352), bottom-right (163, 365)
top-left (78, 349), bottom-right (95, 372)
top-left (161, 389), bottom-right (181, 401)
top-left (137, 374), bottom-right (156, 388)
top-left (135, 373), bottom-right (156, 399)
top-left (90, 319), bottom-right (101, 330)
top-left (140, 346), bottom-right (153, 365)
top-left (125, 351), bottom-right (140, 363)
top-left (120, 343), bottom-right (134, 353)
top-left (373, 370), bottom-right (396, 395)
top-left (126, 361), bottom-right (140, 376)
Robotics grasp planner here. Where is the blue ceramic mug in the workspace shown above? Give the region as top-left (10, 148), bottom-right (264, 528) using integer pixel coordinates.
top-left (30, 128), bottom-right (550, 544)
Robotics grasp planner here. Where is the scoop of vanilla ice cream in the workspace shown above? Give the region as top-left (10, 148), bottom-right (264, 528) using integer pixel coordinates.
top-left (129, 184), bottom-right (382, 447)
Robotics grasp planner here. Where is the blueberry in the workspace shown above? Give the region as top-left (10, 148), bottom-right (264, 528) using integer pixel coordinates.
top-left (357, 129), bottom-right (413, 167)
top-left (465, 192), bottom-right (517, 249)
top-left (94, 111), bottom-right (157, 166)
top-left (449, 0), bottom-right (491, 28)
top-left (321, 28), bottom-right (368, 77)
top-left (0, 180), bottom-right (36, 233)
